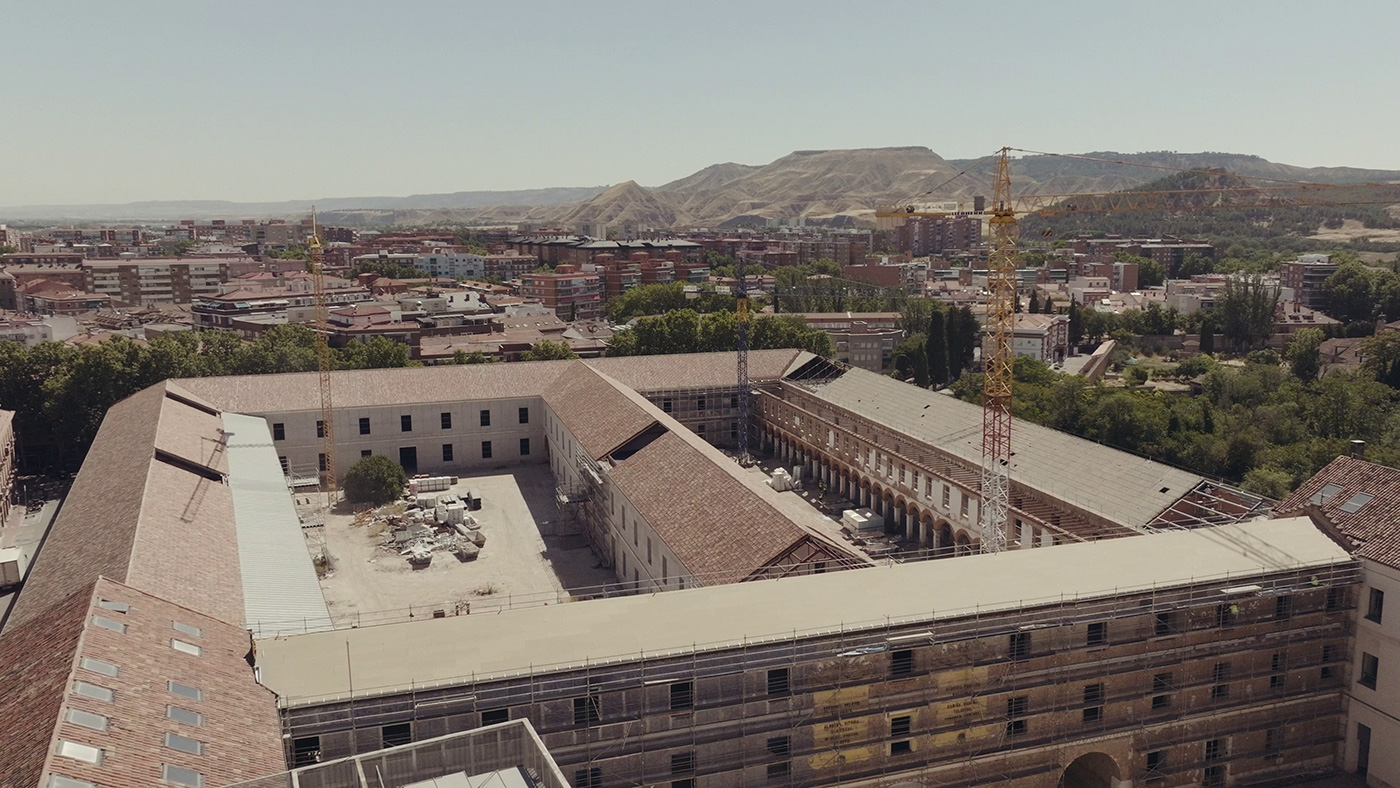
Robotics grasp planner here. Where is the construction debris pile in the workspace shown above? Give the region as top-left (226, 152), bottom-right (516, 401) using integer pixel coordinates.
top-left (372, 492), bottom-right (487, 569)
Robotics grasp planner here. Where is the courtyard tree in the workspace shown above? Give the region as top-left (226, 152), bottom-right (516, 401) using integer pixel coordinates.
top-left (343, 454), bottom-right (408, 505)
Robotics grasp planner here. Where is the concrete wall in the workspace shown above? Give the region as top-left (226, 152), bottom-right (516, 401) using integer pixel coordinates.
top-left (261, 397), bottom-right (547, 481)
top-left (1348, 558), bottom-right (1400, 787)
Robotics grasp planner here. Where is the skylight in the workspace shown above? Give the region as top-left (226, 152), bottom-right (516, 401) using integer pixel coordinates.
top-left (1311, 483), bottom-right (1345, 505)
top-left (1340, 492), bottom-right (1375, 514)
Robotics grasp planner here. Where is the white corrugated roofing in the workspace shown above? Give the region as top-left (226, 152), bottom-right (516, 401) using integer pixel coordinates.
top-left (802, 368), bottom-right (1204, 528)
top-left (255, 517), bottom-right (1350, 706)
top-left (222, 412), bottom-right (334, 637)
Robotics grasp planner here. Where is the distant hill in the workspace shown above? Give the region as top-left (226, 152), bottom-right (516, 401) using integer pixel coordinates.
top-left (4, 147), bottom-right (1398, 229)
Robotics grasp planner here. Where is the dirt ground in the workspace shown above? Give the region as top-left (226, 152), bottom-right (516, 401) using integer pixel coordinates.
top-left (314, 468), bottom-right (614, 626)
top-left (1308, 218), bottom-right (1400, 243)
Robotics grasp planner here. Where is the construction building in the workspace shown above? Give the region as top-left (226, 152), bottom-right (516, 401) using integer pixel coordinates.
top-left (0, 349), bottom-right (1384, 788)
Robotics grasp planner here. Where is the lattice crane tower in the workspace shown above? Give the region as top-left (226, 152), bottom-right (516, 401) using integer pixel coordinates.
top-left (979, 149), bottom-right (1017, 553)
top-left (308, 212), bottom-right (338, 501)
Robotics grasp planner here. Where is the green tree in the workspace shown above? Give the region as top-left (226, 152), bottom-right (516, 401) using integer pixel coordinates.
top-left (520, 340), bottom-right (579, 361)
top-left (1322, 261), bottom-right (1378, 323)
top-left (1360, 332), bottom-right (1400, 387)
top-left (1216, 274), bottom-right (1279, 351)
top-left (1178, 253), bottom-right (1217, 278)
top-left (1027, 290), bottom-right (1042, 314)
top-left (342, 454), bottom-right (408, 505)
top-left (338, 337), bottom-right (415, 370)
top-left (1199, 319), bottom-right (1215, 355)
top-left (449, 349), bottom-right (493, 364)
top-left (926, 309), bottom-right (949, 388)
top-left (1241, 467), bottom-right (1293, 500)
top-left (1067, 299), bottom-right (1084, 346)
top-left (892, 333), bottom-right (930, 387)
top-left (1286, 328), bottom-right (1325, 382)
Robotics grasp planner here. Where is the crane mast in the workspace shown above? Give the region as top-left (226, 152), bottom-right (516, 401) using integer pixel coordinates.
top-left (308, 213), bottom-right (338, 502)
top-left (735, 253), bottom-right (752, 465)
top-left (979, 148), bottom-right (1016, 553)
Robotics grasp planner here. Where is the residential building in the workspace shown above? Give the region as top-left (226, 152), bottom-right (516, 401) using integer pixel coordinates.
top-left (799, 312), bottom-right (904, 373)
top-left (521, 266), bottom-right (603, 321)
top-left (895, 214), bottom-right (981, 256)
top-left (983, 313), bottom-right (1071, 363)
top-left (17, 281), bottom-right (113, 315)
top-left (1280, 254), bottom-right (1340, 310)
top-left (83, 257), bottom-right (258, 305)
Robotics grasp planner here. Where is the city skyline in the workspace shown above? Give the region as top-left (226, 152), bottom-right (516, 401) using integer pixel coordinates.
top-left (3, 0), bottom-right (1398, 206)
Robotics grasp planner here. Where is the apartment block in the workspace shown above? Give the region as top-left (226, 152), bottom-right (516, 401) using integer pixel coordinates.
top-left (521, 265), bottom-right (603, 321)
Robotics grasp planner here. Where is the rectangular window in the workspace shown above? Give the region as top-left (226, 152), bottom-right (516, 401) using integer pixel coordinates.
top-left (1087, 621), bottom-right (1107, 647)
top-left (1006, 696), bottom-right (1028, 736)
top-left (767, 762), bottom-right (790, 781)
top-left (401, 414), bottom-right (412, 432)
top-left (162, 765), bottom-right (205, 788)
top-left (1361, 652), bottom-right (1379, 689)
top-left (1322, 644), bottom-right (1337, 679)
top-left (272, 422), bottom-right (285, 440)
top-left (441, 412), bottom-right (452, 429)
top-left (168, 681), bottom-right (202, 701)
top-left (574, 769), bottom-right (602, 788)
top-left (361, 449), bottom-right (372, 457)
top-left (891, 649), bottom-right (914, 677)
top-left (890, 714), bottom-right (911, 737)
top-left (1368, 588), bottom-right (1385, 623)
top-left (48, 777), bottom-right (97, 788)
top-left (359, 417), bottom-right (371, 435)
top-left (168, 705), bottom-right (203, 726)
top-left (1204, 766), bottom-right (1225, 787)
top-left (171, 639), bottom-right (202, 656)
top-left (730, 395), bottom-right (738, 409)
top-left (442, 443), bottom-right (454, 462)
top-left (1009, 632), bottom-right (1030, 660)
top-left (662, 398), bottom-right (673, 413)
top-left (1213, 662), bottom-right (1232, 682)
top-left (1154, 611), bottom-right (1174, 636)
top-left (79, 657), bottom-right (119, 678)
top-left (172, 621), bottom-right (202, 638)
top-left (1274, 594), bottom-right (1293, 621)
top-left (1083, 683), bottom-right (1104, 723)
top-left (164, 732), bottom-right (204, 755)
top-left (767, 668), bottom-right (790, 696)
top-left (318, 453), bottom-right (327, 473)
top-left (291, 736), bottom-right (321, 767)
top-left (671, 752), bottom-right (694, 774)
top-left (520, 437), bottom-right (530, 456)
top-left (1146, 751), bottom-right (1165, 781)
top-left (519, 406), bottom-right (530, 424)
top-left (57, 740), bottom-right (105, 765)
top-left (1327, 586), bottom-right (1342, 611)
top-left (92, 615), bottom-right (126, 633)
top-left (481, 441), bottom-right (492, 459)
top-left (1204, 739), bottom-right (1223, 761)
top-left (670, 681), bottom-right (694, 710)
top-left (65, 708), bottom-right (110, 731)
top-left (316, 420), bottom-right (325, 438)
top-left (481, 708), bottom-right (509, 726)
top-left (573, 695), bottom-right (601, 725)
top-left (479, 409), bottom-right (491, 427)
top-left (768, 735), bottom-right (791, 757)
top-left (74, 681), bottom-right (114, 703)
top-left (1266, 726), bottom-right (1283, 755)
top-left (1152, 693), bottom-right (1171, 711)
top-left (381, 723), bottom-right (411, 748)
top-left (1216, 603), bottom-right (1236, 628)
top-left (942, 485), bottom-right (950, 508)
top-left (697, 396), bottom-right (707, 411)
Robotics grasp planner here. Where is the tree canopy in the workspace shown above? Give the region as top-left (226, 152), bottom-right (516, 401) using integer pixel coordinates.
top-left (343, 454), bottom-right (408, 505)
top-left (606, 310), bottom-right (832, 357)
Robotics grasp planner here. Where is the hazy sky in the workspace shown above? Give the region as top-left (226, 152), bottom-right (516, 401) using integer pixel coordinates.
top-left (3, 1), bottom-right (1397, 206)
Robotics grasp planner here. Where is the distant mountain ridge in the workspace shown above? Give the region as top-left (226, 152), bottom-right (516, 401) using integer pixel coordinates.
top-left (4, 148), bottom-right (1398, 228)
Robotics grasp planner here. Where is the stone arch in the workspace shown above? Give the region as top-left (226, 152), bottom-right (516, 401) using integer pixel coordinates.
top-left (936, 522), bottom-right (954, 557)
top-left (1059, 752), bottom-right (1121, 788)
top-left (954, 530), bottom-right (973, 556)
top-left (919, 511), bottom-right (935, 548)
top-left (882, 490), bottom-right (895, 532)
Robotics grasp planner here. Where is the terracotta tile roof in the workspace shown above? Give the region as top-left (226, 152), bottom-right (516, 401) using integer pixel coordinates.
top-left (542, 363), bottom-right (657, 459)
top-left (6, 383), bottom-right (243, 632)
top-left (0, 585), bottom-right (90, 788)
top-left (1276, 456), bottom-right (1400, 554)
top-left (38, 579), bottom-right (284, 788)
top-left (608, 430), bottom-right (815, 583)
top-left (174, 349), bottom-right (811, 414)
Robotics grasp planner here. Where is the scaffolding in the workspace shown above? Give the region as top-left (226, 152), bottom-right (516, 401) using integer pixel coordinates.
top-left (274, 560), bottom-right (1358, 788)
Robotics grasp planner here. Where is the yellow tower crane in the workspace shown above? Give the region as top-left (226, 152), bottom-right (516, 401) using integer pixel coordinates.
top-left (308, 212), bottom-right (338, 502)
